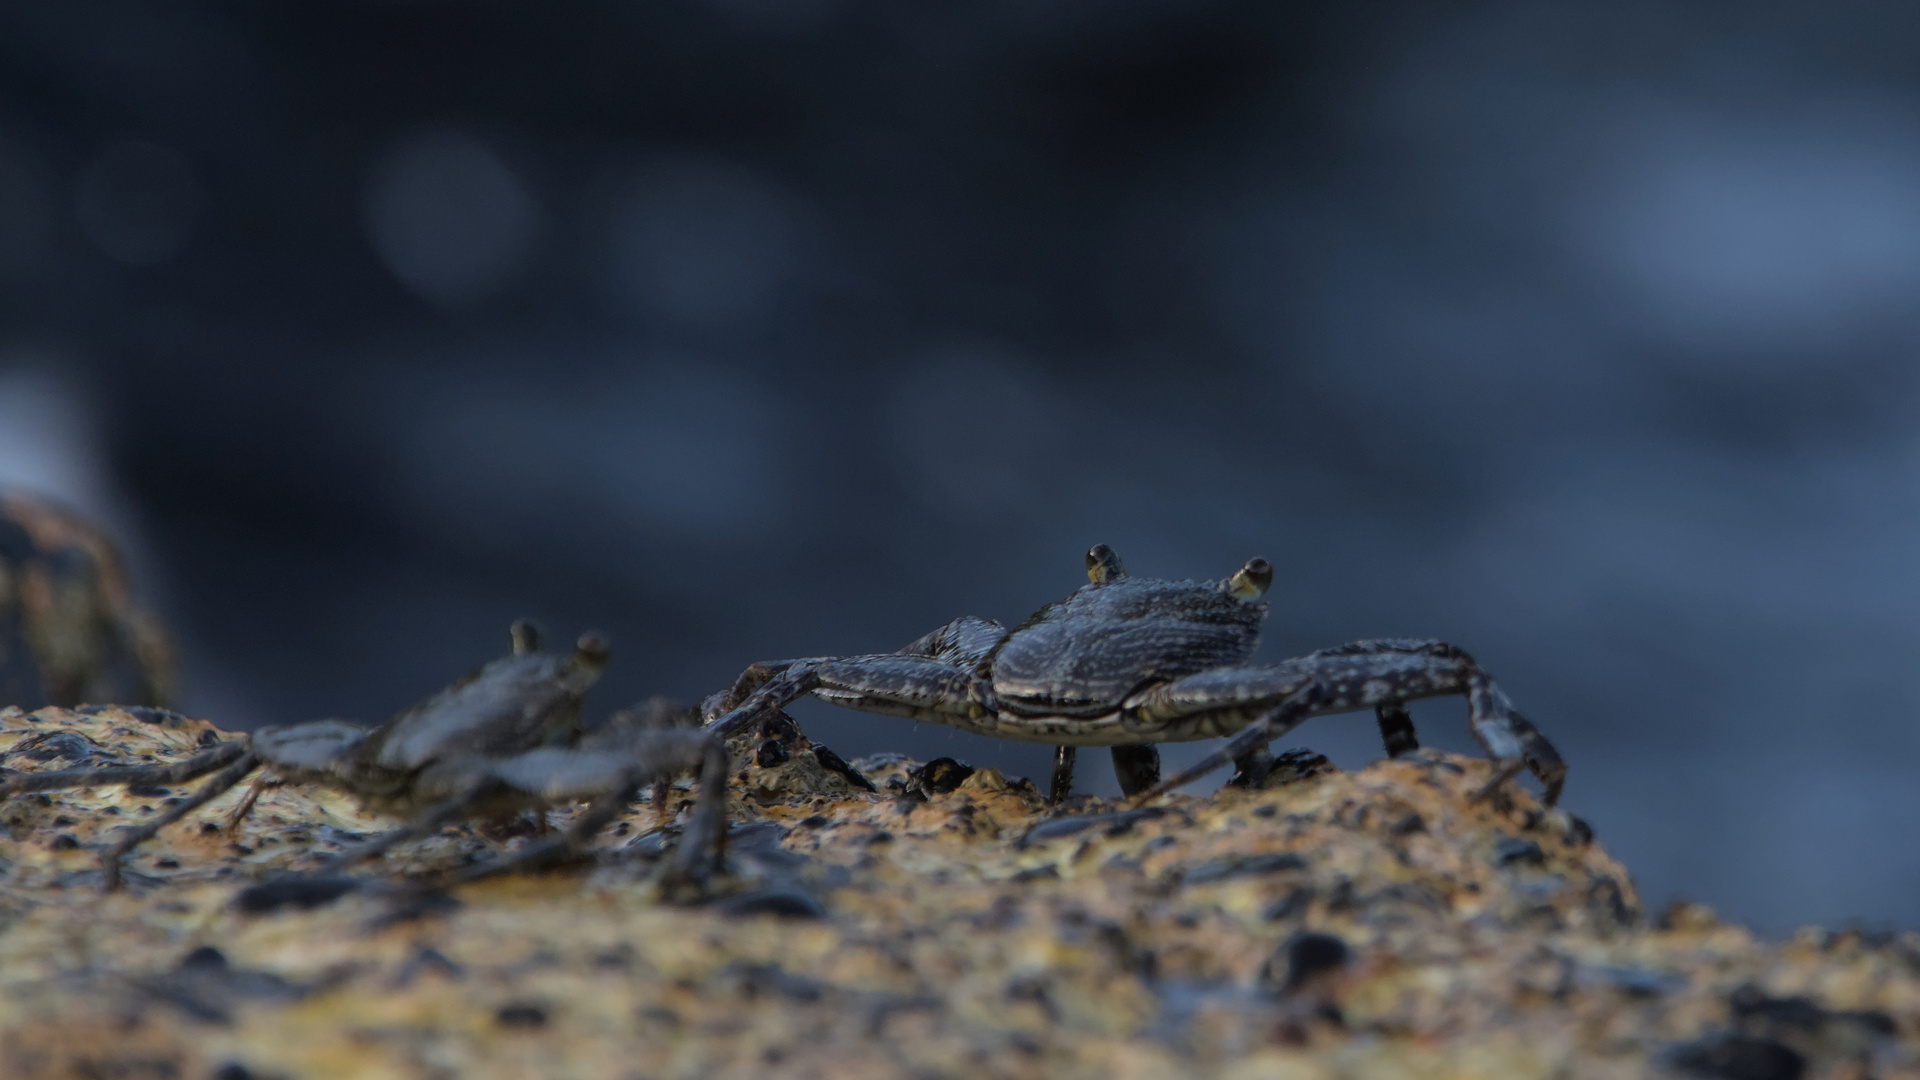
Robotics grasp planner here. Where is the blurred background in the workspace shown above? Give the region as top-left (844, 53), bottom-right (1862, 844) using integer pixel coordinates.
top-left (1, 0), bottom-right (1917, 931)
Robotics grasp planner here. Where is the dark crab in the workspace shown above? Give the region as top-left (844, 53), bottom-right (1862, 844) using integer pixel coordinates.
top-left (707, 544), bottom-right (1565, 806)
top-left (0, 623), bottom-right (728, 890)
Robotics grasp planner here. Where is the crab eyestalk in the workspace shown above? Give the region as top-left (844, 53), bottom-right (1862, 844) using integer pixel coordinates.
top-left (1224, 557), bottom-right (1273, 600)
top-left (1086, 544), bottom-right (1128, 584)
top-left (509, 619), bottom-right (542, 655)
top-left (566, 633), bottom-right (613, 687)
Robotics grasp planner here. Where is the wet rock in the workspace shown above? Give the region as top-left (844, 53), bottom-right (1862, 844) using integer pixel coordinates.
top-left (1228, 747), bottom-right (1337, 789)
top-left (141, 944), bottom-right (314, 1024)
top-left (494, 1002), bottom-right (548, 1029)
top-left (233, 876), bottom-right (361, 914)
top-left (906, 756), bottom-right (974, 796)
top-left (1496, 837), bottom-right (1547, 867)
top-left (1264, 887), bottom-right (1314, 922)
top-left (390, 946), bottom-right (465, 986)
top-left (1262, 931), bottom-right (1351, 997)
top-left (3, 710), bottom-right (1918, 1080)
top-left (714, 886), bottom-right (828, 920)
top-left (1671, 1034), bottom-right (1806, 1080)
top-left (754, 739), bottom-right (788, 767)
top-left (1177, 851), bottom-right (1306, 885)
top-left (1016, 807), bottom-right (1167, 848)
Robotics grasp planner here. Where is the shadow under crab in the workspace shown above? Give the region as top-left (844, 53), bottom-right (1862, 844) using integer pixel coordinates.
top-left (0, 623), bottom-right (729, 891)
top-left (706, 544), bottom-right (1564, 806)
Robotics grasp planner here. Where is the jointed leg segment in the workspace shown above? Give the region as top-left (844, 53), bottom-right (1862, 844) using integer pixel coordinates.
top-left (709, 662), bottom-right (822, 739)
top-left (224, 773), bottom-right (281, 832)
top-left (99, 751), bottom-right (260, 891)
top-left (0, 739), bottom-right (250, 798)
top-left (445, 736), bottom-right (731, 888)
top-left (1130, 639), bottom-right (1564, 805)
top-left (1108, 745), bottom-right (1161, 797)
top-left (315, 780), bottom-right (515, 875)
top-left (1375, 703), bottom-right (1418, 758)
top-left (1048, 747), bottom-right (1077, 804)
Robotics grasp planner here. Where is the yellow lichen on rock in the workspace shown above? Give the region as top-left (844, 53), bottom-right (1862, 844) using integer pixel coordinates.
top-left (3, 706), bottom-right (1918, 1079)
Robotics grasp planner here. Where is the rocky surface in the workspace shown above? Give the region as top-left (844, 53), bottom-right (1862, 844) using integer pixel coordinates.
top-left (2, 705), bottom-right (1917, 1080)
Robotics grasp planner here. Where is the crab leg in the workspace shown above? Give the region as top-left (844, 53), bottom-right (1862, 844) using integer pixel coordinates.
top-left (99, 751), bottom-right (260, 891)
top-left (708, 655), bottom-right (988, 738)
top-left (671, 736), bottom-right (731, 880)
top-left (1375, 702), bottom-right (1419, 758)
top-left (1045, 744), bottom-right (1162, 803)
top-left (446, 769), bottom-right (650, 884)
top-left (1129, 685), bottom-right (1324, 805)
top-left (709, 615), bottom-right (1009, 738)
top-left (893, 615), bottom-right (1006, 667)
top-left (224, 773), bottom-right (281, 832)
top-left (488, 736), bottom-right (727, 882)
top-left (1108, 744), bottom-right (1162, 796)
top-left (315, 779), bottom-right (513, 873)
top-left (1048, 747), bottom-right (1077, 804)
top-left (708, 661), bottom-right (823, 738)
top-left (1126, 640), bottom-right (1565, 805)
top-left (0, 738), bottom-right (251, 797)
top-left (445, 732), bottom-right (729, 887)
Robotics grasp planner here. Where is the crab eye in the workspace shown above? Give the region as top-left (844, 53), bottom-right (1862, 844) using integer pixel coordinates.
top-left (1086, 544), bottom-right (1128, 584)
top-left (1225, 558), bottom-right (1273, 600)
top-left (573, 632), bottom-right (612, 668)
top-left (509, 619), bottom-right (542, 655)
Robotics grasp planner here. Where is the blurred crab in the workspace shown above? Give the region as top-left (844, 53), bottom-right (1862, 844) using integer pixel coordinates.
top-left (707, 544), bottom-right (1564, 806)
top-left (0, 491), bottom-right (174, 710)
top-left (0, 623), bottom-right (728, 890)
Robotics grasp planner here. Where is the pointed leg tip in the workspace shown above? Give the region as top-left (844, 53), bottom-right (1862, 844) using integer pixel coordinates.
top-left (1535, 761), bottom-right (1568, 807)
top-left (652, 863), bottom-right (714, 905)
top-left (1468, 759), bottom-right (1527, 805)
top-left (1126, 774), bottom-right (1182, 807)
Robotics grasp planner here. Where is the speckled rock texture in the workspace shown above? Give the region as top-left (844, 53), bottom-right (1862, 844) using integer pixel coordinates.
top-left (3, 706), bottom-right (1917, 1080)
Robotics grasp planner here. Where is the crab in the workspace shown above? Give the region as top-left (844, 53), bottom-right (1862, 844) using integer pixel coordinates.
top-left (706, 544), bottom-right (1565, 806)
top-left (0, 490), bottom-right (174, 710)
top-left (315, 694), bottom-right (730, 891)
top-left (0, 623), bottom-right (729, 890)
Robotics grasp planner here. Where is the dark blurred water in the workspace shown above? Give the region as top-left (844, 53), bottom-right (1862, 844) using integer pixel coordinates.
top-left (3, 1), bottom-right (1918, 930)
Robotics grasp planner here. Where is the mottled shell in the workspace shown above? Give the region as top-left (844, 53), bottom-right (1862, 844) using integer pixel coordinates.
top-left (989, 577), bottom-right (1265, 715)
top-left (367, 652), bottom-right (584, 771)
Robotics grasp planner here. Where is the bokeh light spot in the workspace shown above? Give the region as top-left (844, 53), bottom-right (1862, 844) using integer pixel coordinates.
top-left (1571, 106), bottom-right (1920, 357)
top-left (363, 131), bottom-right (542, 307)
